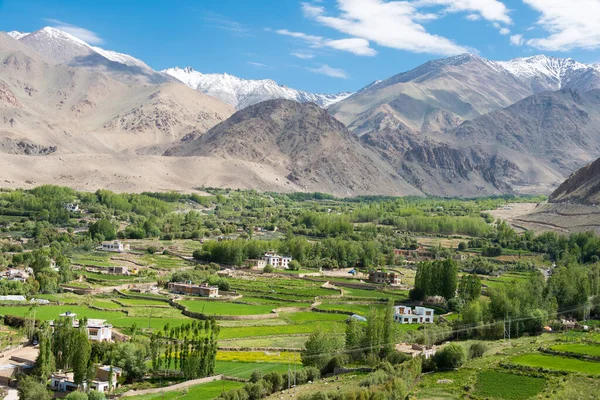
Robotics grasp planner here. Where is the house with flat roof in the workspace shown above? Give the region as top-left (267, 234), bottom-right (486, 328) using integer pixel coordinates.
top-left (263, 252), bottom-right (292, 269)
top-left (394, 306), bottom-right (434, 324)
top-left (50, 312), bottom-right (113, 342)
top-left (368, 271), bottom-right (401, 286)
top-left (100, 241), bottom-right (130, 253)
top-left (50, 365), bottom-right (122, 393)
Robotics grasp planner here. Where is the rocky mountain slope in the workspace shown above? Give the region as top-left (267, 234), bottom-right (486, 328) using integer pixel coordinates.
top-left (329, 54), bottom-right (600, 134)
top-left (446, 89), bottom-right (600, 191)
top-left (549, 156), bottom-right (600, 205)
top-left (163, 66), bottom-right (352, 110)
top-left (165, 99), bottom-right (421, 196)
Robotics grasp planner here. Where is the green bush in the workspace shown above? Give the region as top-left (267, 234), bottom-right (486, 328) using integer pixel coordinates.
top-left (263, 264), bottom-right (275, 273)
top-left (469, 342), bottom-right (488, 359)
top-left (433, 343), bottom-right (466, 370)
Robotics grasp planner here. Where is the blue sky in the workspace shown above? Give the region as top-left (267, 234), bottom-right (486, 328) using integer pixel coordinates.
top-left (1, 0), bottom-right (600, 94)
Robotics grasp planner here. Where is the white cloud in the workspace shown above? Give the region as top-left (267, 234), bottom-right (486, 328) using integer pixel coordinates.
top-left (291, 52), bottom-right (315, 59)
top-left (418, 0), bottom-right (512, 24)
top-left (499, 27), bottom-right (510, 35)
top-left (308, 64), bottom-right (349, 78)
top-left (325, 38), bottom-right (377, 55)
top-left (44, 19), bottom-right (103, 44)
top-left (276, 28), bottom-right (376, 56)
top-left (523, 0), bottom-right (600, 51)
top-left (293, 0), bottom-right (514, 56)
top-left (510, 33), bottom-right (525, 46)
top-left (247, 61), bottom-right (268, 68)
top-left (300, 0), bottom-right (467, 55)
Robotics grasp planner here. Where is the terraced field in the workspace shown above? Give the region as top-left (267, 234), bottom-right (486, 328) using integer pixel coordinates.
top-left (179, 300), bottom-right (275, 316)
top-left (474, 371), bottom-right (546, 400)
top-left (511, 353), bottom-right (600, 375)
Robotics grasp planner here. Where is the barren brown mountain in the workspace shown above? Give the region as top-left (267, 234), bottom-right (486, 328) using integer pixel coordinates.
top-left (166, 99), bottom-right (422, 197)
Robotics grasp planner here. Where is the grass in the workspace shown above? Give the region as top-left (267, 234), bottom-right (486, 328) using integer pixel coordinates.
top-left (179, 300), bottom-right (275, 316)
top-left (214, 361), bottom-right (295, 379)
top-left (124, 380), bottom-right (244, 400)
top-left (474, 371), bottom-right (545, 400)
top-left (0, 304), bottom-right (192, 330)
top-left (511, 353), bottom-right (600, 375)
top-left (219, 336), bottom-right (309, 350)
top-left (317, 303), bottom-right (383, 315)
top-left (219, 322), bottom-right (345, 339)
top-left (71, 252), bottom-right (114, 267)
top-left (116, 298), bottom-right (170, 307)
top-left (280, 312), bottom-right (348, 323)
top-left (550, 343), bottom-right (600, 357)
top-left (216, 350), bottom-right (301, 364)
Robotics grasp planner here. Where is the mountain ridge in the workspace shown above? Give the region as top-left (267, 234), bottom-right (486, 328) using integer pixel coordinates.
top-left (163, 66), bottom-right (353, 110)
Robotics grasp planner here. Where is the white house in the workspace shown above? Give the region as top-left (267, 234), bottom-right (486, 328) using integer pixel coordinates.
top-left (65, 203), bottom-right (79, 212)
top-left (101, 241), bottom-right (130, 253)
top-left (394, 306), bottom-right (434, 324)
top-left (50, 365), bottom-right (121, 393)
top-left (263, 252), bottom-right (292, 269)
top-left (50, 312), bottom-right (113, 342)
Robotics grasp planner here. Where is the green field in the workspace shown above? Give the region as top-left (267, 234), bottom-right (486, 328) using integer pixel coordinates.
top-left (219, 321), bottom-right (345, 339)
top-left (511, 353), bottom-right (600, 375)
top-left (179, 300), bottom-right (275, 316)
top-left (125, 379), bottom-right (244, 400)
top-left (214, 360), bottom-right (295, 379)
top-left (219, 335), bottom-right (310, 350)
top-left (474, 371), bottom-right (545, 400)
top-left (116, 298), bottom-right (170, 307)
top-left (0, 305), bottom-right (192, 330)
top-left (550, 343), bottom-right (600, 357)
top-left (317, 302), bottom-right (383, 315)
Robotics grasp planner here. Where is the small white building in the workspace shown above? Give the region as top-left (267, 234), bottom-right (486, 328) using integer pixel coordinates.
top-left (65, 203), bottom-right (79, 212)
top-left (50, 258), bottom-right (59, 272)
top-left (101, 241), bottom-right (130, 253)
top-left (50, 365), bottom-right (121, 392)
top-left (394, 306), bottom-right (434, 324)
top-left (263, 252), bottom-right (292, 269)
top-left (50, 312), bottom-right (113, 342)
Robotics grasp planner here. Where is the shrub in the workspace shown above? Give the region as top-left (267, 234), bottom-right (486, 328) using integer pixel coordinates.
top-left (305, 366), bottom-right (321, 382)
top-left (65, 393), bottom-right (88, 400)
top-left (87, 392), bottom-right (106, 400)
top-left (458, 242), bottom-right (467, 251)
top-left (249, 369), bottom-right (263, 383)
top-left (387, 350), bottom-right (411, 365)
top-left (433, 343), bottom-right (466, 370)
top-left (146, 246), bottom-right (157, 254)
top-left (288, 260), bottom-right (301, 271)
top-left (360, 369), bottom-right (390, 387)
top-left (263, 371), bottom-right (283, 392)
top-left (263, 264), bottom-right (275, 273)
top-left (469, 342), bottom-right (487, 359)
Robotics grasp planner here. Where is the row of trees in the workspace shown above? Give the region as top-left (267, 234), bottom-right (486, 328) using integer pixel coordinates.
top-left (149, 320), bottom-right (219, 380)
top-left (411, 259), bottom-right (458, 301)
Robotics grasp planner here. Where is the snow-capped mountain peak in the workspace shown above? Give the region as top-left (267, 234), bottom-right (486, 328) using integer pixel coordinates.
top-left (6, 31), bottom-right (29, 40)
top-left (10, 26), bottom-right (160, 81)
top-left (163, 66), bottom-right (353, 110)
top-left (498, 54), bottom-right (600, 91)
